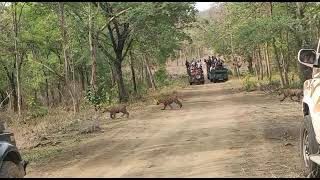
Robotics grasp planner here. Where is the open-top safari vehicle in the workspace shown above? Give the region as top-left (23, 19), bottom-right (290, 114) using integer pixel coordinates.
top-left (0, 122), bottom-right (28, 178)
top-left (188, 67), bottom-right (205, 85)
top-left (209, 66), bottom-right (229, 83)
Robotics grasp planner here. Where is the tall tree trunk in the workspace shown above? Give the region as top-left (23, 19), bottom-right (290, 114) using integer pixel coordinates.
top-left (265, 43), bottom-right (272, 81)
top-left (258, 46), bottom-right (264, 80)
top-left (253, 50), bottom-right (260, 80)
top-left (144, 55), bottom-right (156, 91)
top-left (129, 51), bottom-right (137, 95)
top-left (13, 2), bottom-right (21, 117)
top-left (45, 78), bottom-right (49, 107)
top-left (280, 50), bottom-right (289, 86)
top-left (285, 30), bottom-right (293, 84)
top-left (59, 2), bottom-right (78, 114)
top-left (296, 2), bottom-right (310, 83)
top-left (270, 2), bottom-right (285, 87)
top-left (56, 53), bottom-right (63, 104)
top-left (59, 2), bottom-right (69, 84)
top-left (113, 60), bottom-right (127, 103)
top-left (246, 54), bottom-right (254, 74)
top-left (88, 2), bottom-right (97, 90)
top-left (140, 59), bottom-right (144, 86)
top-left (50, 88), bottom-right (55, 107)
top-left (57, 82), bottom-right (62, 103)
top-left (272, 39), bottom-right (285, 88)
top-left (71, 58), bottom-right (79, 113)
top-left (79, 66), bottom-right (85, 91)
top-left (85, 67), bottom-right (90, 87)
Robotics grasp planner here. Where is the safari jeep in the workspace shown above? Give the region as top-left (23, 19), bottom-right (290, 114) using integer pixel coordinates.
top-left (0, 122), bottom-right (28, 178)
top-left (298, 39), bottom-right (320, 178)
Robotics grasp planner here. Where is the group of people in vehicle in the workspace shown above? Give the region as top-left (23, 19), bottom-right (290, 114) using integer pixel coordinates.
top-left (185, 56), bottom-right (225, 76)
top-left (204, 56), bottom-right (225, 71)
top-left (185, 58), bottom-right (204, 76)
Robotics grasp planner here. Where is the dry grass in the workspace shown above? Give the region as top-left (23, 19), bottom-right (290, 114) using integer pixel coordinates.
top-left (3, 106), bottom-right (98, 150)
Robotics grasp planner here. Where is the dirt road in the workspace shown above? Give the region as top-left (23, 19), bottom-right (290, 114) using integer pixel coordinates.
top-left (26, 78), bottom-right (304, 178)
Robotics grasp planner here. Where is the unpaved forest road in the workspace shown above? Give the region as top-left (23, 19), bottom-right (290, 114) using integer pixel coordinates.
top-left (26, 78), bottom-right (304, 178)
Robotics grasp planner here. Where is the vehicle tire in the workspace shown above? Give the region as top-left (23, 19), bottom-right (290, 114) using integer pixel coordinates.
top-left (189, 82), bottom-right (193, 85)
top-left (300, 115), bottom-right (320, 178)
top-left (0, 161), bottom-right (24, 178)
top-left (213, 79), bottom-right (217, 83)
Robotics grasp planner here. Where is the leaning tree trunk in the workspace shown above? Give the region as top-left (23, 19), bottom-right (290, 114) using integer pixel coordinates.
top-left (144, 55), bottom-right (156, 91)
top-left (129, 51), bottom-right (137, 95)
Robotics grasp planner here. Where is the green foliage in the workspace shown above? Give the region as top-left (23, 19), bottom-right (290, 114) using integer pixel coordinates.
top-left (242, 74), bottom-right (257, 92)
top-left (85, 85), bottom-right (120, 109)
top-left (154, 66), bottom-right (170, 87)
top-left (0, 2), bottom-right (197, 113)
top-left (85, 87), bottom-right (104, 108)
top-left (286, 81), bottom-right (303, 89)
top-left (26, 97), bottom-right (48, 119)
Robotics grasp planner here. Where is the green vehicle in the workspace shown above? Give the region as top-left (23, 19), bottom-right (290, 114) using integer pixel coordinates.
top-left (209, 66), bottom-right (229, 83)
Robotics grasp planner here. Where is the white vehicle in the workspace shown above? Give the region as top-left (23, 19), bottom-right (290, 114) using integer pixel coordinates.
top-left (298, 39), bottom-right (320, 178)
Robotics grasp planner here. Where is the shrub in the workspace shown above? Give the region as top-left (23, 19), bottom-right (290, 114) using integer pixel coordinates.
top-left (26, 97), bottom-right (48, 119)
top-left (242, 74), bottom-right (257, 92)
top-left (154, 66), bottom-right (170, 87)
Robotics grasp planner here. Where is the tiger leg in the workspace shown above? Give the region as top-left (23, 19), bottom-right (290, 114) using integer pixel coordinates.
top-left (122, 110), bottom-right (129, 118)
top-left (296, 95), bottom-right (302, 102)
top-left (290, 95), bottom-right (295, 101)
top-left (280, 95), bottom-right (286, 102)
top-left (174, 99), bottom-right (182, 108)
top-left (110, 113), bottom-right (115, 119)
top-left (162, 104), bottom-right (167, 110)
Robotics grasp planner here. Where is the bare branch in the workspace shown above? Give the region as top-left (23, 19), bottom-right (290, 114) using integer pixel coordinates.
top-left (122, 38), bottom-right (133, 60)
top-left (28, 58), bottom-right (65, 81)
top-left (0, 90), bottom-right (13, 108)
top-left (98, 7), bottom-right (132, 34)
top-left (107, 24), bottom-right (118, 53)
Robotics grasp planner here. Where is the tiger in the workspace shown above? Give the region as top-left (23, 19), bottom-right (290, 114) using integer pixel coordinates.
top-left (154, 92), bottom-right (183, 110)
top-left (278, 88), bottom-right (303, 102)
top-left (102, 103), bottom-right (129, 119)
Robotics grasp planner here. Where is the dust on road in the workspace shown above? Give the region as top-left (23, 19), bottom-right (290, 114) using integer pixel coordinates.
top-left (26, 78), bottom-right (304, 178)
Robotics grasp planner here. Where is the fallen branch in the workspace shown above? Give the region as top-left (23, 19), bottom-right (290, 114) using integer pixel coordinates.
top-left (0, 90), bottom-right (13, 108)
